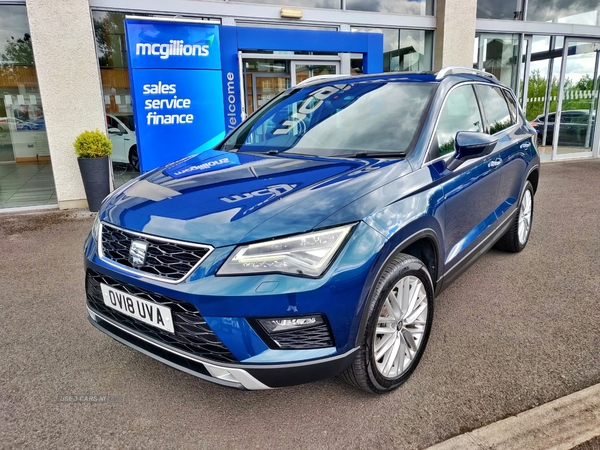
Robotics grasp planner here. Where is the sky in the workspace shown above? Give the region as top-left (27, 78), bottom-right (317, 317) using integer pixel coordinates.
top-left (0, 5), bottom-right (30, 59)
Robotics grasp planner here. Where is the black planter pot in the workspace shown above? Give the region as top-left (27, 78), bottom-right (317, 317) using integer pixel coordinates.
top-left (77, 157), bottom-right (110, 212)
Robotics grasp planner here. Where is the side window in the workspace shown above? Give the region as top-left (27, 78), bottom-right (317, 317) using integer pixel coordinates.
top-left (433, 85), bottom-right (483, 158)
top-left (477, 85), bottom-right (513, 134)
top-left (502, 89), bottom-right (518, 124)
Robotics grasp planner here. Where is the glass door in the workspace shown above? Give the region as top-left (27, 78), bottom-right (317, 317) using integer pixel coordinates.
top-left (251, 74), bottom-right (290, 114)
top-left (291, 62), bottom-right (340, 86)
top-left (553, 39), bottom-right (600, 159)
top-left (243, 59), bottom-right (291, 116)
top-left (0, 96), bottom-right (15, 162)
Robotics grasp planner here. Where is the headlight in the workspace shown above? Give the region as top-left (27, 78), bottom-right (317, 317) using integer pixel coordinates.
top-left (217, 224), bottom-right (355, 277)
top-left (91, 214), bottom-right (101, 241)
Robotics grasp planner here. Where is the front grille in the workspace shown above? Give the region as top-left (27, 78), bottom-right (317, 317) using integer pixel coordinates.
top-left (271, 323), bottom-right (334, 350)
top-left (100, 223), bottom-right (212, 282)
top-left (86, 270), bottom-right (237, 363)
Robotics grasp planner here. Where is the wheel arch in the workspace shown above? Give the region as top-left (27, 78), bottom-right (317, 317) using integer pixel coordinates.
top-left (527, 167), bottom-right (539, 194)
top-left (353, 223), bottom-right (442, 348)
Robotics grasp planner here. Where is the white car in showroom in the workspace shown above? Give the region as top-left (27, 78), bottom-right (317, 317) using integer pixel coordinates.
top-left (106, 114), bottom-right (139, 172)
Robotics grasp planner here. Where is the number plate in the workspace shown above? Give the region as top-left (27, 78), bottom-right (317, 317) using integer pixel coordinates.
top-left (100, 284), bottom-right (175, 333)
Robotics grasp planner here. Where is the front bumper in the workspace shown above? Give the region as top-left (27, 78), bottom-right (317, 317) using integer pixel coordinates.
top-left (84, 220), bottom-right (386, 388)
top-left (88, 307), bottom-right (359, 390)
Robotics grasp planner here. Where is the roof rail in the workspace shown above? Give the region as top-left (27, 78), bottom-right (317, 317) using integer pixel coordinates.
top-left (436, 67), bottom-right (498, 81)
top-left (295, 74), bottom-right (349, 87)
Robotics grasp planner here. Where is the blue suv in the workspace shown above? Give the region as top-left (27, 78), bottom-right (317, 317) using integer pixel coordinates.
top-left (84, 68), bottom-right (540, 393)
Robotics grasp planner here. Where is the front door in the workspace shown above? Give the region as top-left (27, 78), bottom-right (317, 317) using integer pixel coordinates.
top-left (430, 84), bottom-right (502, 272)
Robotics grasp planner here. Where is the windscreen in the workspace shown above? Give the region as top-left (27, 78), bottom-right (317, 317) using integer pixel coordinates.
top-left (221, 81), bottom-right (434, 157)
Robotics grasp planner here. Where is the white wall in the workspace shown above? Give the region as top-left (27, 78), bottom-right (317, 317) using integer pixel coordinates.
top-left (26, 0), bottom-right (106, 209)
top-left (435, 0), bottom-right (478, 70)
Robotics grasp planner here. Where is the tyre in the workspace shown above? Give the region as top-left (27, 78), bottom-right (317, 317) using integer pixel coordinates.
top-left (129, 146), bottom-right (139, 172)
top-left (341, 253), bottom-right (434, 394)
top-left (494, 181), bottom-right (534, 253)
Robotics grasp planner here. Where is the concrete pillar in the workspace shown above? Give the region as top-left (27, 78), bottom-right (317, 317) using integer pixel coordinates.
top-left (26, 0), bottom-right (106, 209)
top-left (434, 0), bottom-right (477, 70)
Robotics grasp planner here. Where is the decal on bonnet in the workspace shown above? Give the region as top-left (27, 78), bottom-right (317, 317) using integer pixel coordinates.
top-left (219, 184), bottom-right (297, 203)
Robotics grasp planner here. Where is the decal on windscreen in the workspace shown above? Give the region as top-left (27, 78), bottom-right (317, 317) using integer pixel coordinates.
top-left (272, 84), bottom-right (351, 136)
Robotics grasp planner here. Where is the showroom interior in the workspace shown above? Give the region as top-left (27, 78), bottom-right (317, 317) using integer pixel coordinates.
top-left (0, 0), bottom-right (598, 210)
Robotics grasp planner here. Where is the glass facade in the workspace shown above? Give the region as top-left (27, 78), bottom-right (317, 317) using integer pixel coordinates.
top-left (231, 0), bottom-right (341, 8)
top-left (93, 11), bottom-right (139, 184)
top-left (526, 0), bottom-right (600, 25)
top-left (477, 0), bottom-right (524, 20)
top-left (477, 0), bottom-right (600, 24)
top-left (473, 33), bottom-right (520, 92)
top-left (93, 11), bottom-right (140, 116)
top-left (232, 0), bottom-right (434, 15)
top-left (346, 0), bottom-right (434, 15)
top-left (351, 28), bottom-right (433, 73)
top-left (0, 4), bottom-right (55, 208)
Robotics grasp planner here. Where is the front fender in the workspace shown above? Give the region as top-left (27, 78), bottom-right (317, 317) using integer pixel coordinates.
top-left (351, 217), bottom-right (443, 349)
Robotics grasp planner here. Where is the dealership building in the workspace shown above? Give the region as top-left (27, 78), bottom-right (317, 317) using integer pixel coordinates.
top-left (0, 0), bottom-right (599, 210)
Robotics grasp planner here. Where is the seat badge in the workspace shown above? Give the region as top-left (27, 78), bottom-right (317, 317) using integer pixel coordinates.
top-left (129, 240), bottom-right (148, 268)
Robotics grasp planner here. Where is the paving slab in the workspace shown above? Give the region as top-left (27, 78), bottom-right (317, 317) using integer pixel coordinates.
top-left (427, 384), bottom-right (600, 450)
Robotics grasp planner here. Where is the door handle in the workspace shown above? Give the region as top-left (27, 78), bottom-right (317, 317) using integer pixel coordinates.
top-left (520, 141), bottom-right (531, 149)
top-left (488, 158), bottom-right (502, 169)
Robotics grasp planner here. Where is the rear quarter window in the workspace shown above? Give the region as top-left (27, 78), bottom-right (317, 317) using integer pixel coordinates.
top-left (476, 85), bottom-right (514, 134)
top-left (502, 89), bottom-right (519, 124)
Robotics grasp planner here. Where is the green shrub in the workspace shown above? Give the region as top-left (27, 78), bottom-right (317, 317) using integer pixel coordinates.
top-left (74, 129), bottom-right (112, 158)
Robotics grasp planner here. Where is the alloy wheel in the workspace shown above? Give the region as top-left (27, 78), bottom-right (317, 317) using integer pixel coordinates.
top-left (518, 189), bottom-right (532, 245)
top-left (373, 275), bottom-right (428, 379)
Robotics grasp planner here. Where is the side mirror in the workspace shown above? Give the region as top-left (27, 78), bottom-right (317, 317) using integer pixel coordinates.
top-left (108, 127), bottom-right (121, 135)
top-left (446, 131), bottom-right (498, 171)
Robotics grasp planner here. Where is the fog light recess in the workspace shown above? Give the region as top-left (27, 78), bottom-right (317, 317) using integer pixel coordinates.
top-left (252, 314), bottom-right (334, 350)
top-left (258, 315), bottom-right (324, 333)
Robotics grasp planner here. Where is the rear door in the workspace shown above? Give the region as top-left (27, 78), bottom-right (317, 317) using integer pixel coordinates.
top-left (475, 84), bottom-right (530, 223)
top-left (477, 84), bottom-right (535, 222)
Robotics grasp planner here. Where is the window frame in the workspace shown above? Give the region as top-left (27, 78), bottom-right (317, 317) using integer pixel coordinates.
top-left (502, 88), bottom-right (519, 125)
top-left (474, 84), bottom-right (519, 136)
top-left (425, 82), bottom-right (486, 163)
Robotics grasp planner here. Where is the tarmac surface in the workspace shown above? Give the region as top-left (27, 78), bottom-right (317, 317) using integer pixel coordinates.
top-left (1, 159), bottom-right (599, 449)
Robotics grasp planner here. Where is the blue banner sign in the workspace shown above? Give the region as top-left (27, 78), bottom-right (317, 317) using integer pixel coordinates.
top-left (127, 20), bottom-right (222, 70)
top-left (125, 19), bottom-right (228, 172)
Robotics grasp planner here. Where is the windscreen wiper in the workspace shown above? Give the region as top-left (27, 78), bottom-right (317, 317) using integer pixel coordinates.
top-left (351, 151), bottom-right (406, 158)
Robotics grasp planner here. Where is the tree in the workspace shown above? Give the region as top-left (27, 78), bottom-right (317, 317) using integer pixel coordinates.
top-left (0, 33), bottom-right (34, 65)
top-left (0, 33), bottom-right (35, 86)
top-left (93, 12), bottom-right (126, 68)
top-left (523, 69), bottom-right (559, 121)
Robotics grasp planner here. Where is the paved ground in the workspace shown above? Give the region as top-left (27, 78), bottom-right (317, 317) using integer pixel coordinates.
top-left (1, 160), bottom-right (599, 449)
top-left (428, 384), bottom-right (600, 449)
